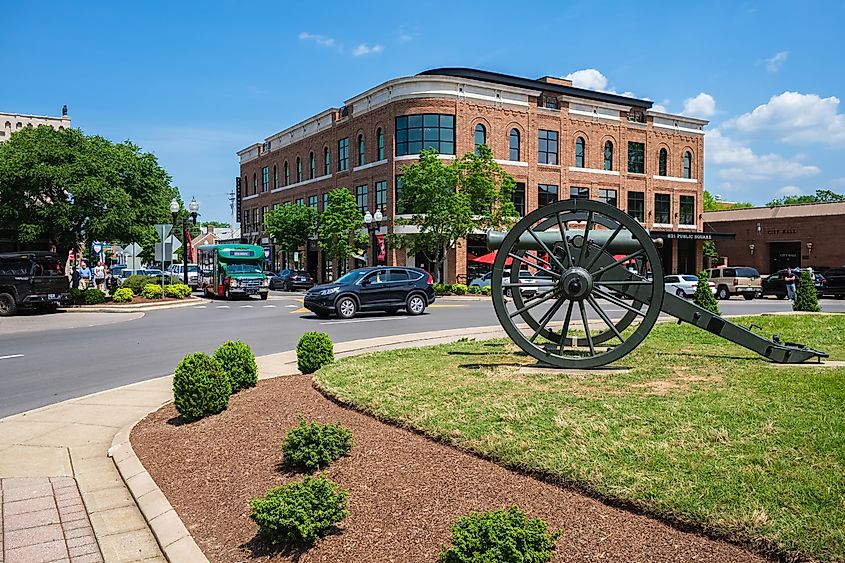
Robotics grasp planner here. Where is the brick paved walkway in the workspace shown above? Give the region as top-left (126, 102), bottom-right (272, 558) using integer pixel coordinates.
top-left (1, 476), bottom-right (103, 563)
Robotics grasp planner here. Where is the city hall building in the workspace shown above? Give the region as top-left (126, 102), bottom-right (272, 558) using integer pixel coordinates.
top-left (237, 68), bottom-right (707, 283)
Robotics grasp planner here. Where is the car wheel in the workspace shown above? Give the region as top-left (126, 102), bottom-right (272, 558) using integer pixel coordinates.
top-left (676, 288), bottom-right (686, 298)
top-left (406, 293), bottom-right (426, 316)
top-left (743, 293), bottom-right (755, 300)
top-left (0, 293), bottom-right (17, 317)
top-left (778, 293), bottom-right (787, 300)
top-left (225, 288), bottom-right (233, 301)
top-left (260, 293), bottom-right (268, 301)
top-left (717, 287), bottom-right (729, 300)
top-left (836, 294), bottom-right (845, 300)
top-left (335, 296), bottom-right (357, 319)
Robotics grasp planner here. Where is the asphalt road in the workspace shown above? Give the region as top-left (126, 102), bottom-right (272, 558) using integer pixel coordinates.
top-left (1, 292), bottom-right (842, 418)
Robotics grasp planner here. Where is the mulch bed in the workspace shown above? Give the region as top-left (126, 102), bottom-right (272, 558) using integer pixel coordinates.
top-left (131, 376), bottom-right (768, 563)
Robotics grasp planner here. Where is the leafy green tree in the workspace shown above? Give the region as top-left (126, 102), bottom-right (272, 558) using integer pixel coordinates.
top-left (702, 241), bottom-right (719, 268)
top-left (703, 190), bottom-right (752, 211)
top-left (693, 270), bottom-right (720, 315)
top-left (390, 146), bottom-right (516, 282)
top-left (793, 269), bottom-right (821, 312)
top-left (202, 220), bottom-right (230, 229)
top-left (767, 189), bottom-right (845, 207)
top-left (265, 203), bottom-right (318, 268)
top-left (318, 188), bottom-right (365, 276)
top-left (0, 125), bottom-right (178, 257)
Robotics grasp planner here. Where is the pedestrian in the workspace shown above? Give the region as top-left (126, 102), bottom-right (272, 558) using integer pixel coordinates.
top-left (784, 267), bottom-right (797, 301)
top-left (71, 265), bottom-right (81, 289)
top-left (94, 261), bottom-right (106, 291)
top-left (78, 261), bottom-right (92, 290)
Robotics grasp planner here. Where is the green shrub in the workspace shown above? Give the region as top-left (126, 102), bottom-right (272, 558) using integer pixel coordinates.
top-left (451, 283), bottom-right (468, 296)
top-left (296, 332), bottom-right (334, 374)
top-left (281, 415), bottom-right (353, 470)
top-left (141, 283), bottom-right (163, 299)
top-left (467, 285), bottom-right (481, 294)
top-left (69, 287), bottom-right (83, 304)
top-left (794, 269), bottom-right (821, 312)
top-left (112, 287), bottom-right (134, 303)
top-left (439, 506), bottom-right (562, 563)
top-left (433, 283), bottom-right (449, 296)
top-left (121, 275), bottom-right (157, 295)
top-left (164, 283), bottom-right (192, 299)
top-left (481, 286), bottom-right (492, 297)
top-left (83, 288), bottom-right (105, 305)
top-left (693, 270), bottom-right (720, 315)
top-left (214, 339), bottom-right (257, 392)
top-left (172, 352), bottom-right (231, 421)
top-left (249, 474), bottom-right (349, 545)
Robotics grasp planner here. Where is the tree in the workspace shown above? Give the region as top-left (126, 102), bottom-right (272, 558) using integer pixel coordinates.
top-left (0, 125), bottom-right (178, 257)
top-left (202, 221), bottom-right (230, 229)
top-left (693, 270), bottom-right (720, 315)
top-left (703, 190), bottom-right (752, 211)
top-left (318, 188), bottom-right (365, 276)
top-left (390, 146), bottom-right (515, 282)
top-left (767, 189), bottom-right (845, 207)
top-left (793, 269), bottom-right (820, 312)
top-left (264, 204), bottom-right (318, 268)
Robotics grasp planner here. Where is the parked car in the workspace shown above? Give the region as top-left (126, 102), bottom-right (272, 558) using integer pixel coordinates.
top-left (270, 269), bottom-right (315, 291)
top-left (0, 252), bottom-right (72, 316)
top-left (663, 274), bottom-right (716, 298)
top-left (469, 271), bottom-right (492, 290)
top-left (469, 269), bottom-right (537, 296)
top-left (166, 263), bottom-right (199, 288)
top-left (707, 266), bottom-right (762, 300)
top-left (762, 269), bottom-right (826, 299)
top-left (144, 268), bottom-right (163, 277)
top-left (304, 267), bottom-right (434, 319)
top-left (117, 269), bottom-right (148, 285)
top-left (820, 267), bottom-right (845, 299)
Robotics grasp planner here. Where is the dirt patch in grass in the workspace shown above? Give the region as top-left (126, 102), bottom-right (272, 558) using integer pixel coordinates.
top-left (132, 375), bottom-right (766, 563)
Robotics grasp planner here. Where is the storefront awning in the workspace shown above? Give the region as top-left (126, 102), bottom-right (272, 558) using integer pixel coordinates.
top-left (649, 231), bottom-right (735, 241)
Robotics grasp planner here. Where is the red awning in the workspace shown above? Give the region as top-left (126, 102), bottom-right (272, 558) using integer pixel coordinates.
top-left (469, 251), bottom-right (513, 266)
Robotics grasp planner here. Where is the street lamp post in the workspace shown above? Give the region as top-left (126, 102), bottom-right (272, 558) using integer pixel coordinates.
top-left (363, 208), bottom-right (383, 267)
top-left (170, 197), bottom-right (199, 285)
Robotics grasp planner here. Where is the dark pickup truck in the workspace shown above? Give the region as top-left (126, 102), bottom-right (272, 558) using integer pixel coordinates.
top-left (0, 252), bottom-right (73, 316)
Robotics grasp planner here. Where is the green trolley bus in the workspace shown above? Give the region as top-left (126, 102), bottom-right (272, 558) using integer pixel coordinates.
top-left (197, 244), bottom-right (270, 300)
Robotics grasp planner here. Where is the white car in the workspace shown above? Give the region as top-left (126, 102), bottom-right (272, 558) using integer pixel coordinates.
top-left (469, 270), bottom-right (537, 296)
top-left (664, 274), bottom-right (716, 298)
top-left (167, 264), bottom-right (199, 288)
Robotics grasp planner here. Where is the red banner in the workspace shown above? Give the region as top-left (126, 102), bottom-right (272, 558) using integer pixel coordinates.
top-left (376, 234), bottom-right (386, 261)
top-left (186, 227), bottom-right (195, 263)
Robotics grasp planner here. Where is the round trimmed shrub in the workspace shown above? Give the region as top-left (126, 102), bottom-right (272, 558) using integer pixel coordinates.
top-left (481, 286), bottom-right (492, 297)
top-left (112, 287), bottom-right (134, 303)
top-left (214, 339), bottom-right (257, 392)
top-left (467, 285), bottom-right (481, 295)
top-left (433, 283), bottom-right (449, 296)
top-left (164, 283), bottom-right (192, 299)
top-left (439, 506), bottom-right (562, 563)
top-left (141, 283), bottom-right (163, 299)
top-left (281, 415), bottom-right (353, 470)
top-left (296, 332), bottom-right (334, 374)
top-left (249, 474), bottom-right (349, 545)
top-left (451, 283), bottom-right (468, 296)
top-left (172, 352), bottom-right (231, 421)
top-left (122, 275), bottom-right (156, 295)
top-left (83, 288), bottom-right (105, 305)
top-left (794, 269), bottom-right (821, 312)
top-left (69, 287), bottom-right (83, 303)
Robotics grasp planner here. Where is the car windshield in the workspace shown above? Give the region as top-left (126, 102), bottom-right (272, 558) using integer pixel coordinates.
top-left (735, 267), bottom-right (760, 277)
top-left (681, 275), bottom-right (699, 282)
top-left (187, 265), bottom-right (198, 273)
top-left (226, 263), bottom-right (263, 274)
top-left (335, 270), bottom-right (367, 284)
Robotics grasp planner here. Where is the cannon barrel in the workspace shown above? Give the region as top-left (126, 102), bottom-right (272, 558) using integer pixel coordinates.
top-left (487, 229), bottom-right (659, 255)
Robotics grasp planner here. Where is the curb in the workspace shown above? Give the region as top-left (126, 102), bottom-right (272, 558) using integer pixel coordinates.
top-left (64, 297), bottom-right (210, 313)
top-left (437, 295), bottom-right (490, 302)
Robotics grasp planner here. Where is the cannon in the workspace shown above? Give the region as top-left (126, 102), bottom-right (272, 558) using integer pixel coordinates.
top-left (486, 199), bottom-right (827, 369)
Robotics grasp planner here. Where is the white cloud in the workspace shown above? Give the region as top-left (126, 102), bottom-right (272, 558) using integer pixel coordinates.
top-left (765, 51), bottom-right (789, 72)
top-left (729, 92), bottom-right (845, 145)
top-left (705, 128), bottom-right (820, 181)
top-left (298, 32), bottom-right (335, 47)
top-left (682, 93), bottom-right (717, 118)
top-left (651, 103), bottom-right (667, 113)
top-left (563, 69), bottom-right (609, 91)
top-left (352, 43), bottom-right (384, 56)
top-left (778, 185), bottom-right (802, 195)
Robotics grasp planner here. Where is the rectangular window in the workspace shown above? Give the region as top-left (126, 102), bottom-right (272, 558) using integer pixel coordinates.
top-left (395, 114), bottom-right (455, 156)
top-left (395, 175), bottom-right (409, 214)
top-left (627, 191), bottom-right (644, 221)
top-left (538, 130), bottom-right (558, 165)
top-left (598, 188), bottom-right (617, 207)
top-left (262, 205), bottom-right (268, 226)
top-left (273, 166), bottom-right (278, 189)
top-left (243, 209), bottom-right (250, 225)
top-left (322, 192), bottom-right (329, 211)
top-left (262, 167), bottom-right (269, 192)
top-left (569, 186), bottom-right (589, 200)
top-left (252, 208), bottom-right (259, 226)
top-left (627, 142), bottom-right (645, 173)
top-left (512, 182), bottom-right (525, 216)
top-left (295, 197), bottom-right (304, 206)
top-left (338, 138), bottom-right (349, 171)
top-left (273, 203), bottom-right (280, 210)
top-left (356, 184), bottom-right (368, 214)
top-left (654, 193), bottom-right (671, 224)
top-left (538, 184), bottom-right (558, 207)
top-left (375, 180), bottom-right (387, 211)
top-left (308, 195), bottom-right (318, 209)
top-left (680, 195), bottom-right (695, 225)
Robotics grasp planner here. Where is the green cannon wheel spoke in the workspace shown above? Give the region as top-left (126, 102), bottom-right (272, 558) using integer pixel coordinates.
top-left (587, 295), bottom-right (625, 344)
top-left (585, 223), bottom-right (625, 271)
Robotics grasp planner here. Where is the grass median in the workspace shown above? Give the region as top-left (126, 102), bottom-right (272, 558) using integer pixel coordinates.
top-left (314, 314), bottom-right (845, 562)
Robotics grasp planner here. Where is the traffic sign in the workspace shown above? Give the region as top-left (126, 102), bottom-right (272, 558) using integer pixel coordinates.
top-left (92, 242), bottom-right (103, 254)
top-left (263, 248), bottom-right (270, 258)
top-left (154, 224), bottom-right (172, 241)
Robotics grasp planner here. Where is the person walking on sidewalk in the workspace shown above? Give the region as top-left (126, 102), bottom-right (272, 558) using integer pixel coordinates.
top-left (94, 261), bottom-right (106, 291)
top-left (784, 267), bottom-right (797, 301)
top-left (78, 261), bottom-right (92, 290)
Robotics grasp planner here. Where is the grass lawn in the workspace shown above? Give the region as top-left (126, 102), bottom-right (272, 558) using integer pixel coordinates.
top-left (314, 314), bottom-right (845, 562)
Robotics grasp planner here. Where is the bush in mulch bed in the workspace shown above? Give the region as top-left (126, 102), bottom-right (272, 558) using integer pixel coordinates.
top-left (141, 283), bottom-right (164, 299)
top-left (296, 332), bottom-right (334, 374)
top-left (281, 415), bottom-right (352, 471)
top-left (83, 288), bottom-right (106, 305)
top-left (439, 505), bottom-right (562, 563)
top-left (172, 352), bottom-right (231, 422)
top-left (214, 339), bottom-right (257, 392)
top-left (112, 287), bottom-right (134, 303)
top-left (164, 283), bottom-right (192, 299)
top-left (249, 473), bottom-right (349, 546)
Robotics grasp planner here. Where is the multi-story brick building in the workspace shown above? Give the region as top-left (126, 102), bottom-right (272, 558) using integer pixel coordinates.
top-left (237, 68), bottom-right (707, 283)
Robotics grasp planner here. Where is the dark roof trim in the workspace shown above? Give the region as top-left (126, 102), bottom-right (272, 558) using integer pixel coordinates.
top-left (418, 67), bottom-right (653, 109)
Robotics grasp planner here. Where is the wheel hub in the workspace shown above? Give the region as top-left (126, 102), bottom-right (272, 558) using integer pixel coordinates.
top-left (561, 267), bottom-right (593, 300)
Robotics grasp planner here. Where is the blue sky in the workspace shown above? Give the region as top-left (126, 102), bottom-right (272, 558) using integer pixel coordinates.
top-left (2, 1), bottom-right (843, 221)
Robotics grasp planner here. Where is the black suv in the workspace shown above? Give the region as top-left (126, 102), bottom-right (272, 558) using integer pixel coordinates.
top-left (821, 268), bottom-right (845, 299)
top-left (269, 269), bottom-right (315, 291)
top-left (0, 252), bottom-right (72, 316)
top-left (304, 267), bottom-right (435, 319)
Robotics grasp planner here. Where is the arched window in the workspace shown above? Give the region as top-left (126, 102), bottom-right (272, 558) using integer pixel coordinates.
top-left (659, 148), bottom-right (668, 176)
top-left (284, 161), bottom-right (290, 186)
top-left (273, 165), bottom-right (278, 189)
top-left (603, 141), bottom-right (613, 171)
top-left (683, 151), bottom-right (692, 179)
top-left (358, 135), bottom-right (365, 166)
top-left (377, 128), bottom-right (384, 161)
top-left (509, 129), bottom-right (520, 161)
top-left (324, 147), bottom-right (330, 176)
top-left (309, 152), bottom-right (315, 179)
top-left (16, 122), bottom-right (22, 129)
top-left (296, 157), bottom-right (302, 183)
top-left (575, 137), bottom-right (585, 168)
top-left (474, 124), bottom-right (486, 154)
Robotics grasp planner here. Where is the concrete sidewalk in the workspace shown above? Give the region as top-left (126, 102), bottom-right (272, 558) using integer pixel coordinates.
top-left (0, 325), bottom-right (505, 562)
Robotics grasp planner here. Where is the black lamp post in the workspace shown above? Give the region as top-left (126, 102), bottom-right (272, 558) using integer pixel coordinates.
top-left (363, 208), bottom-right (383, 267)
top-left (170, 197), bottom-right (199, 285)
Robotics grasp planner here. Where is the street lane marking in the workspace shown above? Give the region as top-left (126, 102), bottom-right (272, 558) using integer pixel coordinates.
top-left (0, 354), bottom-right (24, 360)
top-left (285, 304), bottom-right (297, 308)
top-left (428, 304), bottom-right (466, 308)
top-left (263, 305), bottom-right (276, 308)
top-left (291, 307), bottom-right (310, 314)
top-left (241, 305), bottom-right (253, 308)
top-left (320, 317), bottom-right (407, 325)
top-left (216, 305), bottom-right (230, 309)
top-left (194, 306), bottom-right (207, 309)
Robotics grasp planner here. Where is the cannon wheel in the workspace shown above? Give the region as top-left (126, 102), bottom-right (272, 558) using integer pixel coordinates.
top-left (491, 199), bottom-right (664, 369)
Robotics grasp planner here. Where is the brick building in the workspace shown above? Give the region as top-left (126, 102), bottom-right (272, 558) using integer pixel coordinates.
top-left (704, 201), bottom-right (845, 274)
top-left (237, 68), bottom-right (708, 283)
top-left (0, 109), bottom-right (71, 144)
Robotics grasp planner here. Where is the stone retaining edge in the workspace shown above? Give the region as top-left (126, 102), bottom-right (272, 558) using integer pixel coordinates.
top-left (65, 297), bottom-right (210, 313)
